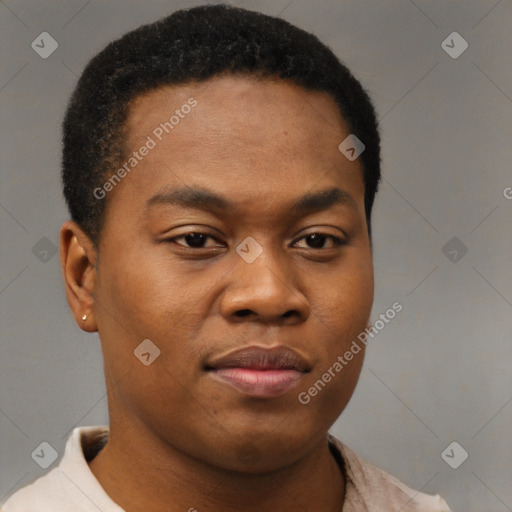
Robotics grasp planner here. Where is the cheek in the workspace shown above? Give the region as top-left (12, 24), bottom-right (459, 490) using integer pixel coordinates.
top-left (94, 248), bottom-right (214, 387)
top-left (307, 251), bottom-right (373, 402)
top-left (314, 255), bottom-right (374, 334)
top-left (94, 253), bottom-right (205, 409)
top-left (96, 248), bottom-right (192, 331)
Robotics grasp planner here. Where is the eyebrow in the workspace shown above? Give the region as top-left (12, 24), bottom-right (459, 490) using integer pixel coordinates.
top-left (146, 185), bottom-right (358, 216)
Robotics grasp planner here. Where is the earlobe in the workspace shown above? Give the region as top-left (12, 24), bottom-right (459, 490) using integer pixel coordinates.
top-left (59, 220), bottom-right (98, 333)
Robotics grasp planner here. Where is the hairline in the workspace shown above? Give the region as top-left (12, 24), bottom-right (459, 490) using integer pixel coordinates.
top-left (94, 71), bottom-right (372, 248)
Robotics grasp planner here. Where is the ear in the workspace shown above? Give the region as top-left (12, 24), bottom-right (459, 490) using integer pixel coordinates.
top-left (60, 220), bottom-right (98, 333)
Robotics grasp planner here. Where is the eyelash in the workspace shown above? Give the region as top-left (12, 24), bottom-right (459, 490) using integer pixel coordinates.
top-left (166, 231), bottom-right (345, 250)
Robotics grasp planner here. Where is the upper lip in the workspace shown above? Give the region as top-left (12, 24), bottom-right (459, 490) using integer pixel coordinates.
top-left (205, 345), bottom-right (311, 372)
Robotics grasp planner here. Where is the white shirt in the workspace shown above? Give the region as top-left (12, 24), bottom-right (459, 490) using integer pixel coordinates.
top-left (1, 426), bottom-right (451, 511)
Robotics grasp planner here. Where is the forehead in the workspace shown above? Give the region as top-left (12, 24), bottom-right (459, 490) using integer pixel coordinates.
top-left (114, 75), bottom-right (365, 216)
top-left (128, 73), bottom-right (346, 132)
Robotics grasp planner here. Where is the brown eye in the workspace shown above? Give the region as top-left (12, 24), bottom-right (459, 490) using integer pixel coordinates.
top-left (183, 233), bottom-right (208, 248)
top-left (294, 233), bottom-right (343, 249)
top-left (170, 232), bottom-right (221, 249)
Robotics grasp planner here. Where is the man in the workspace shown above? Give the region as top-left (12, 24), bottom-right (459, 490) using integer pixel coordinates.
top-left (2, 4), bottom-right (451, 511)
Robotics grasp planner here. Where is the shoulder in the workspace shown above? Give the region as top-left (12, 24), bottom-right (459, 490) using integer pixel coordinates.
top-left (1, 426), bottom-right (114, 512)
top-left (1, 467), bottom-right (64, 512)
top-left (328, 435), bottom-right (452, 512)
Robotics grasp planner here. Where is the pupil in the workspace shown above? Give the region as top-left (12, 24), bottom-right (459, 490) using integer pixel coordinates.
top-left (186, 233), bottom-right (206, 247)
top-left (307, 234), bottom-right (325, 248)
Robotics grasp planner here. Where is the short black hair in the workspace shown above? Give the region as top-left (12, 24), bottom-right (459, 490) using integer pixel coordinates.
top-left (62, 3), bottom-right (380, 244)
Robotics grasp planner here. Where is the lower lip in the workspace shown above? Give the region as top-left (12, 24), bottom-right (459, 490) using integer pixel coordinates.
top-left (209, 368), bottom-right (304, 398)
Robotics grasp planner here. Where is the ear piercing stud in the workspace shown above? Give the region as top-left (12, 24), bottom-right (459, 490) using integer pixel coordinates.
top-left (81, 314), bottom-right (88, 321)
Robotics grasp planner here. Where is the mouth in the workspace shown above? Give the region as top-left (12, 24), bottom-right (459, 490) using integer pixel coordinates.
top-left (205, 345), bottom-right (311, 398)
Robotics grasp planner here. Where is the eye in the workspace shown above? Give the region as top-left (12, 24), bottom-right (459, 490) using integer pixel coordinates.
top-left (166, 231), bottom-right (344, 251)
top-left (293, 233), bottom-right (343, 249)
top-left (169, 232), bottom-right (222, 249)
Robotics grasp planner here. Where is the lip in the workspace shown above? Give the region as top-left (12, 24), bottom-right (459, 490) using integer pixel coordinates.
top-left (205, 345), bottom-right (311, 398)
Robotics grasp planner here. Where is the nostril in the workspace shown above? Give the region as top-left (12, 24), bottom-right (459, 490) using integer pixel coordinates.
top-left (236, 309), bottom-right (252, 317)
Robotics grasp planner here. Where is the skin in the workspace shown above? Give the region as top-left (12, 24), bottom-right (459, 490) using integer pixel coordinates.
top-left (60, 74), bottom-right (374, 512)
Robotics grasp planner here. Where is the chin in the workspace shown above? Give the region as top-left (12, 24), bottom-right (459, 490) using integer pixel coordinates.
top-left (200, 426), bottom-right (319, 474)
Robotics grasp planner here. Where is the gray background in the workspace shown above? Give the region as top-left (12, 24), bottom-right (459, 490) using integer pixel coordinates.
top-left (1, 0), bottom-right (511, 510)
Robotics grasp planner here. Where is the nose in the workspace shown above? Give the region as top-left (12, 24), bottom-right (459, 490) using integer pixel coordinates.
top-left (219, 248), bottom-right (310, 325)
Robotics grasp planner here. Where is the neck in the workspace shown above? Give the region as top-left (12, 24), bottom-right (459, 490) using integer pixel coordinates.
top-left (88, 422), bottom-right (345, 512)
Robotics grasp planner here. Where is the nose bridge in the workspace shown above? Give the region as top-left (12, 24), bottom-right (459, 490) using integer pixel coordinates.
top-left (240, 245), bottom-right (288, 293)
top-left (220, 239), bottom-right (309, 323)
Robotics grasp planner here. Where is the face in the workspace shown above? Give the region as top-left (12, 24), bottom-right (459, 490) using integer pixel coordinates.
top-left (78, 75), bottom-right (373, 472)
